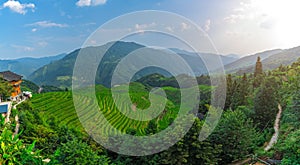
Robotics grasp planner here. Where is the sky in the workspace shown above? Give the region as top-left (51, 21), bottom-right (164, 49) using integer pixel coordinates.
top-left (1, 0), bottom-right (300, 59)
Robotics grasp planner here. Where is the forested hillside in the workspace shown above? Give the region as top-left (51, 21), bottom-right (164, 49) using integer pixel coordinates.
top-left (225, 46), bottom-right (300, 75)
top-left (28, 41), bottom-right (237, 88)
top-left (1, 57), bottom-right (299, 164)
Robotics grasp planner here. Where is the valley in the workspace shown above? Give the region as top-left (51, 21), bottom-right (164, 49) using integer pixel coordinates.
top-left (0, 42), bottom-right (300, 164)
top-left (2, 1), bottom-right (300, 164)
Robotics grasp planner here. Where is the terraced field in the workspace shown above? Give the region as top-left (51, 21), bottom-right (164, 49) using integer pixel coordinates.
top-left (30, 84), bottom-right (180, 135)
top-left (31, 92), bottom-right (81, 127)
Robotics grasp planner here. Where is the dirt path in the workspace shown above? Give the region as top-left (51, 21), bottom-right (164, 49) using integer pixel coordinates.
top-left (12, 115), bottom-right (19, 139)
top-left (12, 99), bottom-right (26, 138)
top-left (264, 104), bottom-right (282, 151)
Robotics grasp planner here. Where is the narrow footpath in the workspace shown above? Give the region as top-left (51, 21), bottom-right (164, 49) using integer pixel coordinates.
top-left (12, 99), bottom-right (26, 138)
top-left (264, 104), bottom-right (282, 151)
top-left (230, 104), bottom-right (283, 165)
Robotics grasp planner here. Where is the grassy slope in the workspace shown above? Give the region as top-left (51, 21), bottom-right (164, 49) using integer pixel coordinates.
top-left (30, 84), bottom-right (184, 135)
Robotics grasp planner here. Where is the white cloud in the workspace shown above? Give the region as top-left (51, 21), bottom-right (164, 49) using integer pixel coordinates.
top-left (27, 21), bottom-right (68, 28)
top-left (224, 14), bottom-right (246, 23)
top-left (165, 26), bottom-right (174, 32)
top-left (31, 28), bottom-right (37, 32)
top-left (204, 19), bottom-right (211, 32)
top-left (11, 44), bottom-right (34, 52)
top-left (2, 0), bottom-right (35, 15)
top-left (37, 41), bottom-right (48, 47)
top-left (76, 0), bottom-right (107, 7)
top-left (134, 22), bottom-right (156, 33)
top-left (181, 22), bottom-right (191, 31)
top-left (260, 18), bottom-right (276, 29)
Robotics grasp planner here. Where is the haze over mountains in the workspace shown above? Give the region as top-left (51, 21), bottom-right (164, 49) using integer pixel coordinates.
top-left (0, 54), bottom-right (65, 78)
top-left (224, 49), bottom-right (283, 74)
top-left (27, 41), bottom-right (238, 88)
top-left (1, 41), bottom-right (300, 88)
top-left (225, 46), bottom-right (300, 75)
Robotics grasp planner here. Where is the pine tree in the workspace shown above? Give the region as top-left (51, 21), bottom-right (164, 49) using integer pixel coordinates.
top-left (209, 109), bottom-right (258, 164)
top-left (231, 74), bottom-right (249, 110)
top-left (253, 56), bottom-right (263, 88)
top-left (159, 118), bottom-right (222, 164)
top-left (253, 80), bottom-right (277, 130)
top-left (225, 74), bottom-right (234, 110)
top-left (254, 56), bottom-right (263, 77)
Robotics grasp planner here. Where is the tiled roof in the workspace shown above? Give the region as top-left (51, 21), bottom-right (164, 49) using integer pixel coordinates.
top-left (0, 71), bottom-right (22, 81)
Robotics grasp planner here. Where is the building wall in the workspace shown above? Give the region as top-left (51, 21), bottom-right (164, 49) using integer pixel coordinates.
top-left (11, 80), bottom-right (22, 97)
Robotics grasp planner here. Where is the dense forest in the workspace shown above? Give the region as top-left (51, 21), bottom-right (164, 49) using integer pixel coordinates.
top-left (0, 57), bottom-right (299, 164)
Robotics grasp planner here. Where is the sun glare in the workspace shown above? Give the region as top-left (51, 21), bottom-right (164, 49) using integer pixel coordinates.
top-left (253, 0), bottom-right (300, 48)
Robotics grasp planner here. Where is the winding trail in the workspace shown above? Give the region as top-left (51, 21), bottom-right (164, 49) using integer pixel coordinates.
top-left (264, 104), bottom-right (282, 151)
top-left (12, 115), bottom-right (19, 139)
top-left (230, 104), bottom-right (283, 164)
top-left (12, 99), bottom-right (26, 138)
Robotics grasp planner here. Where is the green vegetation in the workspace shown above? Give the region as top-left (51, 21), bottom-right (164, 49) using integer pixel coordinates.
top-left (21, 79), bottom-right (40, 93)
top-left (0, 108), bottom-right (43, 164)
top-left (22, 79), bottom-right (63, 94)
top-left (272, 58), bottom-right (300, 164)
top-left (1, 55), bottom-right (300, 164)
top-left (0, 77), bottom-right (13, 100)
top-left (29, 84), bottom-right (179, 135)
top-left (28, 41), bottom-right (235, 88)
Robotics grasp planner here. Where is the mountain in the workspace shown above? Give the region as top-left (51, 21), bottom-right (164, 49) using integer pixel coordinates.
top-left (262, 46), bottom-right (300, 69)
top-left (28, 41), bottom-right (238, 88)
top-left (169, 48), bottom-right (239, 65)
top-left (227, 46), bottom-right (300, 75)
top-left (225, 54), bottom-right (240, 59)
top-left (29, 41), bottom-right (145, 88)
top-left (224, 49), bottom-right (283, 74)
top-left (0, 54), bottom-right (66, 78)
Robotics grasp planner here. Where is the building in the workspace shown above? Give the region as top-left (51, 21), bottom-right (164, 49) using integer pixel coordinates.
top-left (0, 103), bottom-right (9, 114)
top-left (0, 71), bottom-right (23, 101)
top-left (0, 102), bottom-right (12, 120)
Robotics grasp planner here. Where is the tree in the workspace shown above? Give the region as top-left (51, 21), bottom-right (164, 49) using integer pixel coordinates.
top-left (0, 115), bottom-right (43, 164)
top-left (53, 138), bottom-right (111, 165)
top-left (0, 78), bottom-right (13, 101)
top-left (254, 56), bottom-right (263, 77)
top-left (159, 118), bottom-right (222, 165)
top-left (253, 79), bottom-right (278, 130)
top-left (231, 74), bottom-right (249, 110)
top-left (279, 130), bottom-right (300, 165)
top-left (253, 56), bottom-right (263, 88)
top-left (225, 74), bottom-right (235, 110)
top-left (209, 110), bottom-right (258, 164)
top-left (145, 120), bottom-right (158, 135)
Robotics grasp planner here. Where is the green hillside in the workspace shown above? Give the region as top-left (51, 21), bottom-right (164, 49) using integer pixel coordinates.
top-left (21, 79), bottom-right (63, 93)
top-left (224, 49), bottom-right (282, 73)
top-left (30, 83), bottom-right (181, 135)
top-left (28, 41), bottom-right (236, 88)
top-left (226, 46), bottom-right (300, 75)
top-left (14, 58), bottom-right (300, 164)
top-left (28, 41), bottom-right (145, 88)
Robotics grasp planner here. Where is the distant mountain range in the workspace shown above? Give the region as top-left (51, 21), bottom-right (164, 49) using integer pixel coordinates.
top-left (3, 41), bottom-right (300, 88)
top-left (0, 54), bottom-right (65, 78)
top-left (28, 41), bottom-right (238, 88)
top-left (225, 46), bottom-right (300, 75)
top-left (224, 49), bottom-right (283, 73)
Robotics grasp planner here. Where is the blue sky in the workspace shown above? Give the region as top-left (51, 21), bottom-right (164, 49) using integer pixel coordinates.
top-left (1, 0), bottom-right (300, 59)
